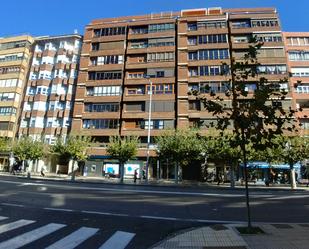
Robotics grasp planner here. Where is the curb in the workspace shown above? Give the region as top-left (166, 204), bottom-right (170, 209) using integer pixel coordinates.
top-left (0, 172), bottom-right (308, 192)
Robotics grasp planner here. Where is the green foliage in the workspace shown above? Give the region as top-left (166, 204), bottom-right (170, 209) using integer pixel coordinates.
top-left (198, 37), bottom-right (296, 152)
top-left (51, 135), bottom-right (91, 162)
top-left (0, 137), bottom-right (10, 152)
top-left (271, 135), bottom-right (309, 167)
top-left (106, 136), bottom-right (138, 164)
top-left (156, 129), bottom-right (203, 167)
top-left (204, 133), bottom-right (241, 164)
top-left (13, 137), bottom-right (46, 162)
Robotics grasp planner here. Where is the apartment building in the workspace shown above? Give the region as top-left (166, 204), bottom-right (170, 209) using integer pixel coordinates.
top-left (18, 34), bottom-right (82, 144)
top-left (72, 7), bottom-right (291, 178)
top-left (283, 32), bottom-right (309, 134)
top-left (0, 35), bottom-right (34, 139)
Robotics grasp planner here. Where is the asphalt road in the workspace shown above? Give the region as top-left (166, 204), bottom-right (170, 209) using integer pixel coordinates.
top-left (0, 175), bottom-right (308, 249)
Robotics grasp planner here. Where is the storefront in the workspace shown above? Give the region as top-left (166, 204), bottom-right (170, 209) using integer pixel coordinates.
top-left (83, 155), bottom-right (143, 178)
top-left (239, 161), bottom-right (302, 184)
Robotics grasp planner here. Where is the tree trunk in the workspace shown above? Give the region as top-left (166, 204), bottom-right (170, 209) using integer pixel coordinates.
top-left (230, 162), bottom-right (235, 188)
top-left (175, 162), bottom-right (179, 184)
top-left (71, 160), bottom-right (76, 181)
top-left (290, 165), bottom-right (297, 190)
top-left (241, 127), bottom-right (252, 229)
top-left (119, 162), bottom-right (124, 183)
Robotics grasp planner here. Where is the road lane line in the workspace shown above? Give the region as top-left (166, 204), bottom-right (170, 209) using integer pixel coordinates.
top-left (0, 219), bottom-right (35, 234)
top-left (81, 210), bottom-right (128, 217)
top-left (45, 227), bottom-right (99, 249)
top-left (0, 223), bottom-right (66, 249)
top-left (44, 207), bottom-right (74, 212)
top-left (1, 203), bottom-right (24, 207)
top-left (99, 231), bottom-right (135, 249)
top-left (140, 215), bottom-right (178, 221)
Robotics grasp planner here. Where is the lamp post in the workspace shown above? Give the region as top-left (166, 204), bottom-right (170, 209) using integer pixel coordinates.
top-left (145, 76), bottom-right (153, 183)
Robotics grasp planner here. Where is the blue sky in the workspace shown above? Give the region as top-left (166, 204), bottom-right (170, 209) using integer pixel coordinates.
top-left (1, 0), bottom-right (307, 37)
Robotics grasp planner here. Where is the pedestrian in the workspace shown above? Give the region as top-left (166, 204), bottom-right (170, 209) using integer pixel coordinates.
top-left (133, 169), bottom-right (138, 183)
top-left (40, 165), bottom-right (45, 177)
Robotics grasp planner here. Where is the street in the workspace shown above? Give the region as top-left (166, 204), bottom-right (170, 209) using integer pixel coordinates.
top-left (0, 175), bottom-right (308, 248)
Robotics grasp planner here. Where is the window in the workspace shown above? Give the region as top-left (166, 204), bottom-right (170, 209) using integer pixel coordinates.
top-left (148, 23), bottom-right (174, 33)
top-left (189, 101), bottom-right (201, 111)
top-left (189, 49), bottom-right (229, 60)
top-left (0, 66), bottom-right (21, 74)
top-left (289, 51), bottom-right (309, 61)
top-left (188, 37), bottom-right (197, 45)
top-left (197, 20), bottom-right (227, 29)
top-left (187, 23), bottom-right (197, 31)
top-left (147, 52), bottom-right (174, 62)
top-left (189, 67), bottom-right (198, 77)
top-left (148, 37), bottom-right (175, 47)
top-left (146, 84), bottom-right (173, 94)
top-left (127, 86), bottom-right (145, 95)
top-left (198, 65), bottom-right (229, 76)
top-left (126, 102), bottom-right (145, 112)
top-left (0, 79), bottom-right (19, 88)
top-left (0, 92), bottom-right (15, 101)
top-left (232, 20), bottom-right (251, 28)
top-left (255, 33), bottom-right (282, 43)
top-left (0, 107), bottom-right (16, 116)
top-left (130, 40), bottom-right (148, 49)
top-left (130, 26), bottom-right (148, 34)
top-left (83, 119), bottom-right (119, 129)
top-left (0, 53), bottom-right (24, 62)
top-left (291, 67), bottom-right (309, 77)
top-left (93, 27), bottom-right (126, 37)
top-left (198, 34), bottom-right (227, 44)
top-left (251, 19), bottom-right (279, 27)
top-left (296, 84), bottom-right (309, 94)
top-left (92, 43), bottom-right (99, 51)
top-left (88, 71), bottom-right (122, 80)
top-left (86, 86), bottom-right (121, 96)
top-left (189, 81), bottom-right (231, 94)
top-left (233, 36), bottom-right (250, 43)
top-left (85, 103), bottom-right (119, 112)
top-left (0, 40), bottom-right (31, 51)
top-left (156, 71), bottom-right (164, 78)
top-left (90, 55), bottom-right (124, 65)
top-left (257, 65), bottom-right (287, 74)
top-left (127, 72), bottom-right (145, 79)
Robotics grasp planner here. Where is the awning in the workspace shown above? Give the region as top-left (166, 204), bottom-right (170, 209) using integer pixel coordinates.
top-left (241, 161), bottom-right (269, 169)
top-left (271, 163), bottom-right (301, 169)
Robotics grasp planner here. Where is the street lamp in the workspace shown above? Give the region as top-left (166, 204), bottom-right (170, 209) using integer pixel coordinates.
top-left (145, 76), bottom-right (153, 183)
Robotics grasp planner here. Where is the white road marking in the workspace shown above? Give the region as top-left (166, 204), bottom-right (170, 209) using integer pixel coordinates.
top-left (99, 231), bottom-right (135, 249)
top-left (45, 227), bottom-right (99, 249)
top-left (44, 207), bottom-right (74, 212)
top-left (81, 210), bottom-right (128, 217)
top-left (0, 223), bottom-right (66, 249)
top-left (1, 203), bottom-right (24, 207)
top-left (0, 219), bottom-right (35, 234)
top-left (140, 215), bottom-right (178, 221)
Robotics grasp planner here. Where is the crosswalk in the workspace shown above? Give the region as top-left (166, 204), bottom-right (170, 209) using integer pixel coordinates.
top-left (0, 216), bottom-right (135, 249)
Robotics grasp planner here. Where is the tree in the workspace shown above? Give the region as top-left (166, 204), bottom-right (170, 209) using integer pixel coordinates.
top-left (0, 137), bottom-right (10, 152)
top-left (12, 137), bottom-right (46, 177)
top-left (106, 136), bottom-right (138, 183)
top-left (51, 135), bottom-right (91, 181)
top-left (271, 136), bottom-right (309, 189)
top-left (204, 134), bottom-right (241, 188)
top-left (196, 37), bottom-right (297, 229)
top-left (156, 129), bottom-right (203, 183)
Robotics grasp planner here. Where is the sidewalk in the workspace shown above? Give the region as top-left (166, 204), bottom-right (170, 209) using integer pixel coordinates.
top-left (0, 172), bottom-right (309, 191)
top-left (150, 222), bottom-right (309, 249)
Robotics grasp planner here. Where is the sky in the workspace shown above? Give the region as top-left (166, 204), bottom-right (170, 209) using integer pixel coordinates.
top-left (1, 0), bottom-right (308, 37)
